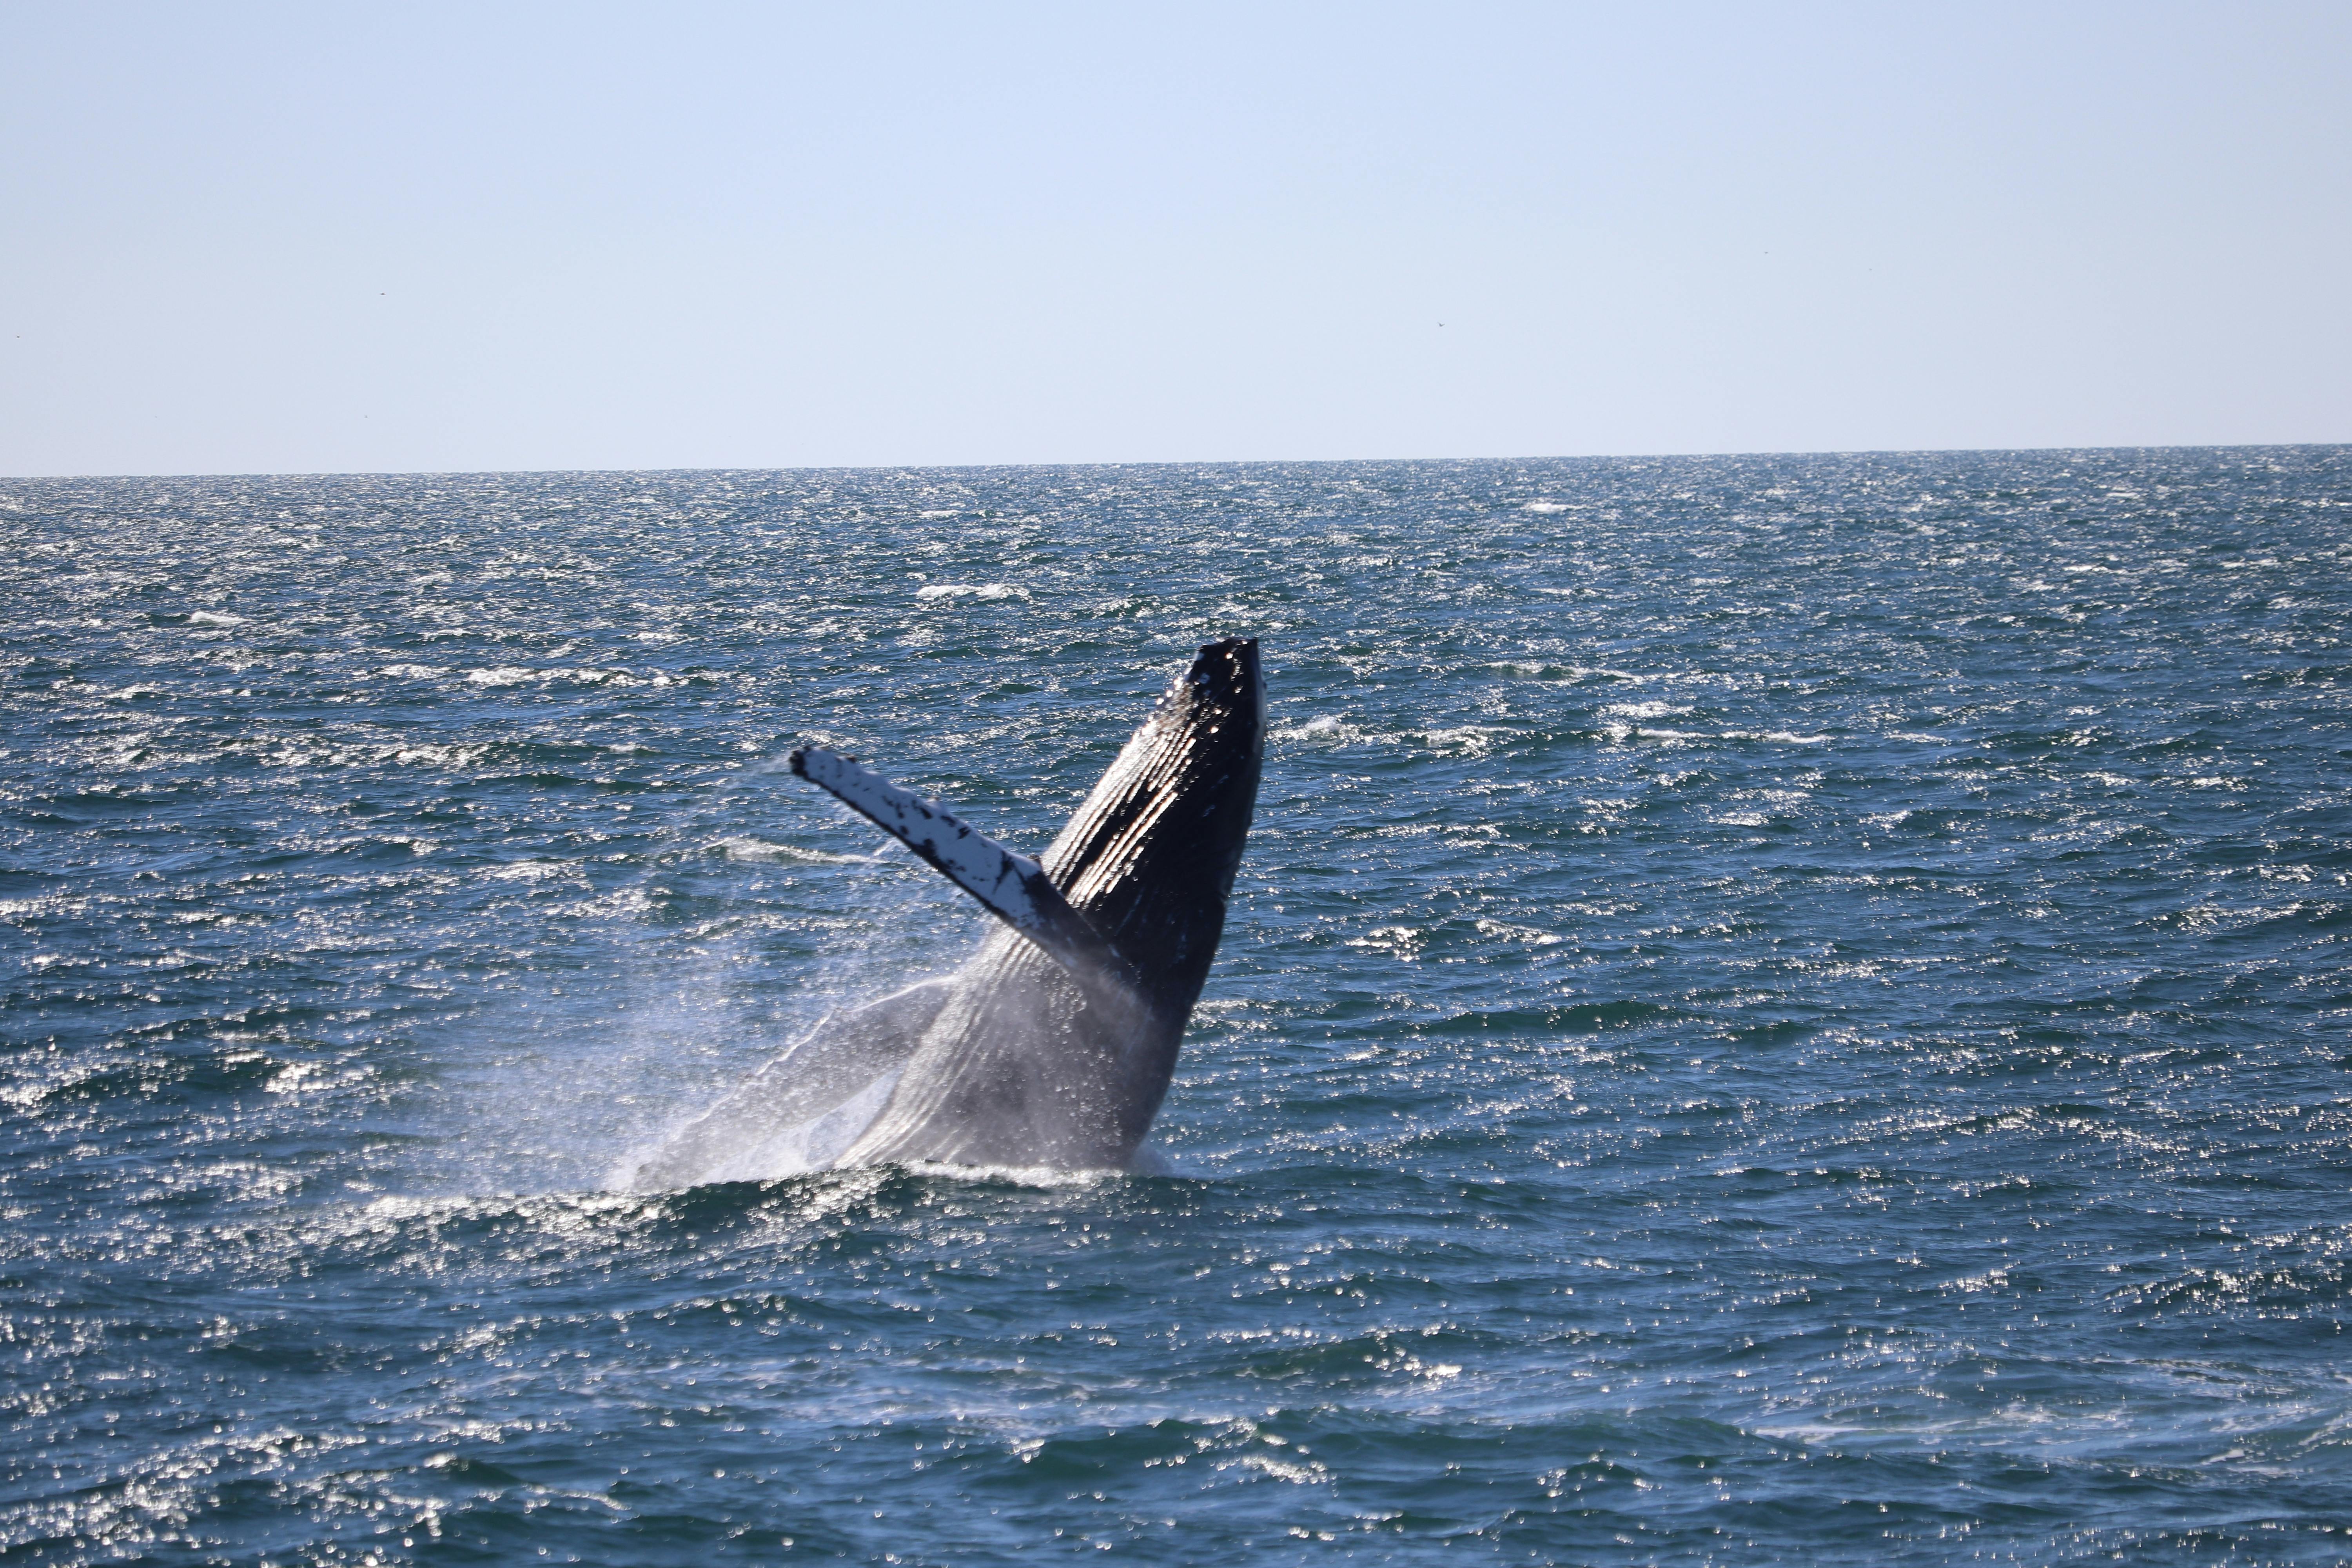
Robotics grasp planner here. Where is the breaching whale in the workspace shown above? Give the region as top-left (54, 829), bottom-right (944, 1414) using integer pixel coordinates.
top-left (632, 637), bottom-right (1264, 1185)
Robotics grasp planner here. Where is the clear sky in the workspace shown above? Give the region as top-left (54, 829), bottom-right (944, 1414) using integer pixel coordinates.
top-left (4, 2), bottom-right (2346, 476)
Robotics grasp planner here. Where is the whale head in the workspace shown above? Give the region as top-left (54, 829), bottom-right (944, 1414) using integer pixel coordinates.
top-left (1046, 636), bottom-right (1266, 1034)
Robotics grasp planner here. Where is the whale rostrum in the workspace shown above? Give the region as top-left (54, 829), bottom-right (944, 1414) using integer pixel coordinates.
top-left (632, 637), bottom-right (1265, 1183)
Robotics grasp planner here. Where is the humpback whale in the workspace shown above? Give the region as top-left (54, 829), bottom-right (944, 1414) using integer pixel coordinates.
top-left (633, 637), bottom-right (1264, 1185)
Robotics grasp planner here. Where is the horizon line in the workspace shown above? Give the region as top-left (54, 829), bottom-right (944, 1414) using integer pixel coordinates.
top-left (4, 438), bottom-right (2346, 485)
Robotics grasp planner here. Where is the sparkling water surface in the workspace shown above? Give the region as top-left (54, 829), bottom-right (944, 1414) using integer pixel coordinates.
top-left (4, 450), bottom-right (2349, 1564)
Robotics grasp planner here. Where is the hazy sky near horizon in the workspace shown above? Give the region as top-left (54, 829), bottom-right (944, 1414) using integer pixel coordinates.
top-left (4, 2), bottom-right (2347, 476)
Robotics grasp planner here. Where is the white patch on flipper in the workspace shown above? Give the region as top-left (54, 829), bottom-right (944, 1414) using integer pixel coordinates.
top-left (788, 746), bottom-right (1143, 1002)
top-left (791, 748), bottom-right (1051, 926)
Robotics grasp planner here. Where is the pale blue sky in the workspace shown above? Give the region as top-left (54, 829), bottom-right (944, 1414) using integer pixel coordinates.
top-left (4, 2), bottom-right (2346, 475)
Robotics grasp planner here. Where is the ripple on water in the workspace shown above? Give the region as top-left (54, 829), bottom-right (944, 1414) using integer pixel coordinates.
top-left (2, 450), bottom-right (2349, 1563)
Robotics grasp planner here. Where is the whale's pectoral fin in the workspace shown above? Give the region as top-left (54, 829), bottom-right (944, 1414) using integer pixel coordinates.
top-left (790, 746), bottom-right (1147, 1005)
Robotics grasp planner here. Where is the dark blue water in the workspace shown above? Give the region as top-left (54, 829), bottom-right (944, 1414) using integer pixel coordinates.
top-left (4, 450), bottom-right (2349, 1564)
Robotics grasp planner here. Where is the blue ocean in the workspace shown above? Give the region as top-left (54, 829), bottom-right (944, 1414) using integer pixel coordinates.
top-left (4, 448), bottom-right (2348, 1564)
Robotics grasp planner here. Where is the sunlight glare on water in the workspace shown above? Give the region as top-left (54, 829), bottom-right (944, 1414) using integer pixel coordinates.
top-left (3, 450), bottom-right (2349, 1563)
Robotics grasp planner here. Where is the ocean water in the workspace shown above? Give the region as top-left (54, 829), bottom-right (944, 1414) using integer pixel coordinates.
top-left (3, 448), bottom-right (2348, 1565)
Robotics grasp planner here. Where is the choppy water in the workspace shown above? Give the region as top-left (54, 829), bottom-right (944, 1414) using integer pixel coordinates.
top-left (4, 449), bottom-right (2349, 1564)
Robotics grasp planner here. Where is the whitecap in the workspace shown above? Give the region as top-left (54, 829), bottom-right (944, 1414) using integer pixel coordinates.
top-left (488, 860), bottom-right (579, 882)
top-left (1475, 919), bottom-right (1563, 947)
top-left (915, 583), bottom-right (1025, 602)
top-left (1419, 725), bottom-right (1496, 755)
top-left (389, 742), bottom-right (490, 768)
top-left (1709, 729), bottom-right (1834, 744)
top-left (710, 835), bottom-right (874, 865)
top-left (1273, 714), bottom-right (1357, 745)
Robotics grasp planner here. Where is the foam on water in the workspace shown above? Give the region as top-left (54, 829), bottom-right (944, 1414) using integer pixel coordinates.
top-left (2, 450), bottom-right (2350, 1564)
top-left (619, 1065), bottom-right (906, 1188)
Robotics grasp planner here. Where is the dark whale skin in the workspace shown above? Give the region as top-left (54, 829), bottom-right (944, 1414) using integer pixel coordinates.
top-left (633, 637), bottom-right (1266, 1185)
top-left (840, 637), bottom-right (1265, 1170)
